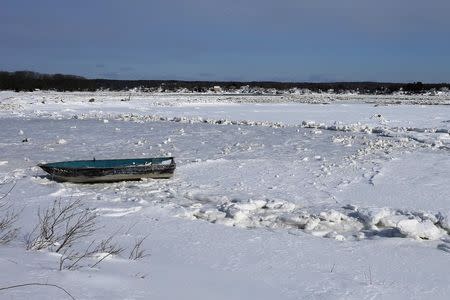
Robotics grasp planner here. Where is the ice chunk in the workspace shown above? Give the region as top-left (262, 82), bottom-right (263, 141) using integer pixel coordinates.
top-left (356, 207), bottom-right (393, 228)
top-left (396, 219), bottom-right (445, 240)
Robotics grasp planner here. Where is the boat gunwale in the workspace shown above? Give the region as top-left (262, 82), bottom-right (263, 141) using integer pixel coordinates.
top-left (38, 157), bottom-right (175, 170)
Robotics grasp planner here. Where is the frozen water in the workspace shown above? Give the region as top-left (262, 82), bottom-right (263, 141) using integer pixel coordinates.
top-left (1, 91), bottom-right (450, 299)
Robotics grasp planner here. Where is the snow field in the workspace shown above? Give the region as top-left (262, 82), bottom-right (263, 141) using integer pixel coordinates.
top-left (1, 91), bottom-right (450, 299)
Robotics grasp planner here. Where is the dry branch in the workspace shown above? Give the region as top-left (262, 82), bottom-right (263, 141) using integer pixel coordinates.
top-left (0, 181), bottom-right (16, 201)
top-left (129, 235), bottom-right (150, 260)
top-left (0, 282), bottom-right (75, 300)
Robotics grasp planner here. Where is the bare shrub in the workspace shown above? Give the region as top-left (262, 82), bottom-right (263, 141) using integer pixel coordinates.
top-left (0, 181), bottom-right (19, 245)
top-left (24, 197), bottom-right (150, 270)
top-left (25, 198), bottom-right (96, 252)
top-left (60, 231), bottom-right (124, 271)
top-left (0, 210), bottom-right (19, 245)
top-left (25, 198), bottom-right (123, 270)
top-left (59, 238), bottom-right (124, 271)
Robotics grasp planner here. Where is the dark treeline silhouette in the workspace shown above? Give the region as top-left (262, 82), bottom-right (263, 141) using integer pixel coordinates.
top-left (1, 71), bottom-right (449, 94)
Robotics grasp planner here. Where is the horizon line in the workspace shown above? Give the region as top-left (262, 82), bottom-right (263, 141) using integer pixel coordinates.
top-left (2, 70), bottom-right (449, 86)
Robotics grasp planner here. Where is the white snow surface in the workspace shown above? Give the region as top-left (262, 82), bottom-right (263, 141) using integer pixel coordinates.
top-left (1, 91), bottom-right (450, 299)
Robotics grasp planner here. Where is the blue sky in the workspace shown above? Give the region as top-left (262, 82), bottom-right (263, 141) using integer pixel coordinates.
top-left (1, 0), bottom-right (449, 82)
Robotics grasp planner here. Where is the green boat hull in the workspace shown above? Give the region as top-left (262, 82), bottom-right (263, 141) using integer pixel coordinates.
top-left (38, 157), bottom-right (176, 183)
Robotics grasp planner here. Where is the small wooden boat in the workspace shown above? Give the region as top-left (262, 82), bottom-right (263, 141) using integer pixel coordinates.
top-left (38, 157), bottom-right (176, 183)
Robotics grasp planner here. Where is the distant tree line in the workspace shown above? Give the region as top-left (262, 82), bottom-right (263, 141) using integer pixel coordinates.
top-left (0, 71), bottom-right (449, 94)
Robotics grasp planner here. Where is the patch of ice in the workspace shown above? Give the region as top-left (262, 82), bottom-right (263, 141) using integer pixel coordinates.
top-left (94, 206), bottom-right (142, 217)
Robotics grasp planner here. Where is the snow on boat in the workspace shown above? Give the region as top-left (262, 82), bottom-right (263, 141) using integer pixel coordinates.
top-left (38, 157), bottom-right (176, 183)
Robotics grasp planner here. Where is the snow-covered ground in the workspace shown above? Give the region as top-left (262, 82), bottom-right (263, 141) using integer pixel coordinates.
top-left (1, 91), bottom-right (450, 299)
